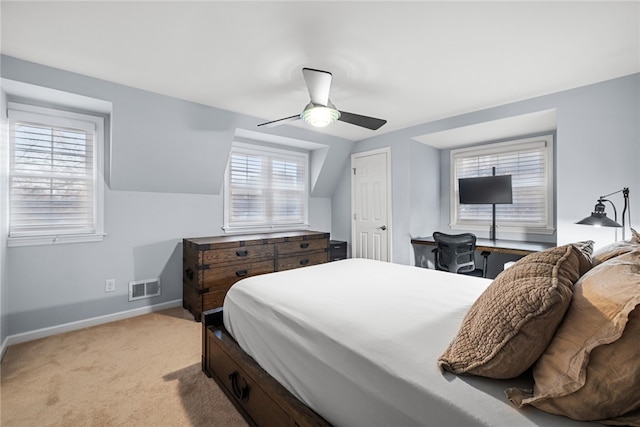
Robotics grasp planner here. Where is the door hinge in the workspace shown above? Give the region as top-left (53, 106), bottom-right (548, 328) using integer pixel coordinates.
top-left (353, 168), bottom-right (356, 175)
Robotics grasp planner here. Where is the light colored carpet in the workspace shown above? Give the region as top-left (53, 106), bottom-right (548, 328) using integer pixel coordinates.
top-left (1, 307), bottom-right (249, 426)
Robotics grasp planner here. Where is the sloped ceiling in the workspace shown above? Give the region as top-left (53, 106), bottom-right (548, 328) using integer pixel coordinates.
top-left (1, 1), bottom-right (638, 142)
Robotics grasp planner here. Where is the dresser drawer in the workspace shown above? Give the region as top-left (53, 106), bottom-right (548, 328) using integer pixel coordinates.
top-left (277, 238), bottom-right (328, 256)
top-left (277, 250), bottom-right (328, 271)
top-left (206, 333), bottom-right (290, 427)
top-left (201, 259), bottom-right (275, 289)
top-left (202, 244), bottom-right (275, 265)
top-left (201, 287), bottom-right (230, 314)
top-left (184, 260), bottom-right (275, 319)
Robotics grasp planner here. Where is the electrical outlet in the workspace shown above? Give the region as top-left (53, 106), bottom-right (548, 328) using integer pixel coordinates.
top-left (105, 279), bottom-right (116, 292)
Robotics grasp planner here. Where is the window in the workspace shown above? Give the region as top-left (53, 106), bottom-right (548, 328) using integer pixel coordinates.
top-left (450, 134), bottom-right (554, 235)
top-left (224, 142), bottom-right (308, 232)
top-left (7, 102), bottom-right (105, 246)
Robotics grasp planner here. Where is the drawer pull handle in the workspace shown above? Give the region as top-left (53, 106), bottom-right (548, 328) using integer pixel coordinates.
top-left (184, 268), bottom-right (194, 281)
top-left (235, 270), bottom-right (248, 277)
top-left (229, 371), bottom-right (249, 401)
top-left (236, 250), bottom-right (248, 257)
top-left (300, 259), bottom-right (309, 266)
top-left (300, 243), bottom-right (309, 249)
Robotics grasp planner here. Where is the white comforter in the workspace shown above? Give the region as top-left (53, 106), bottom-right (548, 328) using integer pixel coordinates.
top-left (223, 258), bottom-right (596, 427)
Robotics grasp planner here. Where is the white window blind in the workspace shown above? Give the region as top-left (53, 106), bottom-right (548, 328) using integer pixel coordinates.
top-left (224, 143), bottom-right (308, 231)
top-left (451, 135), bottom-right (554, 234)
top-left (7, 103), bottom-right (104, 244)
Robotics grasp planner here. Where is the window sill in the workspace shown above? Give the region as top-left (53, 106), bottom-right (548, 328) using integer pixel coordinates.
top-left (222, 224), bottom-right (310, 235)
top-left (449, 224), bottom-right (556, 235)
top-left (7, 233), bottom-right (106, 247)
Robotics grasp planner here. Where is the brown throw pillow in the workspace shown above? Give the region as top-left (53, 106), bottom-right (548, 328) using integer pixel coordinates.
top-left (438, 243), bottom-right (591, 379)
top-left (506, 249), bottom-right (640, 424)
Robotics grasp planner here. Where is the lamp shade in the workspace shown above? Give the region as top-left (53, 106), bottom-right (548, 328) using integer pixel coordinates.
top-left (576, 201), bottom-right (622, 227)
top-left (576, 213), bottom-right (622, 227)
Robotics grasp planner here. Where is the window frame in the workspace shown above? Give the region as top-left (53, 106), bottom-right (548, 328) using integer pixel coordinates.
top-left (7, 102), bottom-right (105, 247)
top-left (223, 141), bottom-right (310, 234)
top-left (449, 134), bottom-right (555, 235)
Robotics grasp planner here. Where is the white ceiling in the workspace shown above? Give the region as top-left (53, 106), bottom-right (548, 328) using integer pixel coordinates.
top-left (1, 1), bottom-right (639, 144)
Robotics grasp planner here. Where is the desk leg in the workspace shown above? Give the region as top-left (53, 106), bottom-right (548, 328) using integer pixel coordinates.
top-left (481, 251), bottom-right (491, 278)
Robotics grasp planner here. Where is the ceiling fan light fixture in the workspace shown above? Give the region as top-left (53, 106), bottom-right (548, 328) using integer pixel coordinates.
top-left (301, 104), bottom-right (340, 127)
top-left (258, 68), bottom-right (386, 130)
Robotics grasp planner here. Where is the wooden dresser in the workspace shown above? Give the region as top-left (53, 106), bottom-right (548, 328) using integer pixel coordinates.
top-left (183, 230), bottom-right (329, 321)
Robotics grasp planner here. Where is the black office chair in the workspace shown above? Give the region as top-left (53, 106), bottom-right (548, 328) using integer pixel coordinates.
top-left (432, 232), bottom-right (490, 278)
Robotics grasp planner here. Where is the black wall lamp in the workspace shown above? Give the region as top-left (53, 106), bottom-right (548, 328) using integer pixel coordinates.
top-left (576, 187), bottom-right (631, 240)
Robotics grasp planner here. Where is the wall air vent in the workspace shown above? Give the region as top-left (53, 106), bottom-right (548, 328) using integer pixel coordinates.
top-left (128, 278), bottom-right (161, 301)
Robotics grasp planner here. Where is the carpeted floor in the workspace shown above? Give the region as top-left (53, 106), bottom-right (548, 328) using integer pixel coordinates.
top-left (0, 307), bottom-right (249, 426)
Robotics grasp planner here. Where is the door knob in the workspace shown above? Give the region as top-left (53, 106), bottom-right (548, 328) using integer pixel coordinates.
top-left (377, 225), bottom-right (387, 231)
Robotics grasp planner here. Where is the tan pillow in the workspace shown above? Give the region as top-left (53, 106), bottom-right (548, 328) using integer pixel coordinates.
top-left (507, 249), bottom-right (640, 423)
top-left (438, 243), bottom-right (590, 379)
top-left (592, 227), bottom-right (640, 265)
top-left (572, 240), bottom-right (595, 264)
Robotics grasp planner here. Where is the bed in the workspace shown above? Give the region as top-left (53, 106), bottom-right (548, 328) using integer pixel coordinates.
top-left (202, 241), bottom-right (640, 427)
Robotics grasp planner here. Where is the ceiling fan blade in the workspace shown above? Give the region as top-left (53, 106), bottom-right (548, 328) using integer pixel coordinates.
top-left (257, 114), bottom-right (301, 128)
top-left (337, 111), bottom-right (387, 130)
top-left (302, 68), bottom-right (332, 107)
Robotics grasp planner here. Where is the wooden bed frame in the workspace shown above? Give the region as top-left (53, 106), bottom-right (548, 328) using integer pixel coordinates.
top-left (201, 287), bottom-right (603, 427)
top-left (202, 308), bottom-right (332, 427)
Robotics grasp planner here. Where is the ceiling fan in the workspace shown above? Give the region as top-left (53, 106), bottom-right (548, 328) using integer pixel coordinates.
top-left (258, 67), bottom-right (387, 131)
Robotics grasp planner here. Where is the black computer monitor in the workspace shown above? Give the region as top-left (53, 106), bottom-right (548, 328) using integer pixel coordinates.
top-left (458, 175), bottom-right (512, 205)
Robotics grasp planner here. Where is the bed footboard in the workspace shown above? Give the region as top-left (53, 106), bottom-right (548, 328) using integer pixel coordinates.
top-left (202, 308), bottom-right (332, 427)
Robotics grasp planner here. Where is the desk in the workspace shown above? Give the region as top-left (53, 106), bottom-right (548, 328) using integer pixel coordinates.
top-left (410, 237), bottom-right (555, 257)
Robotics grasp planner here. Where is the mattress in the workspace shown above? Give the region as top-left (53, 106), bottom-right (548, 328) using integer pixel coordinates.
top-left (223, 258), bottom-right (598, 427)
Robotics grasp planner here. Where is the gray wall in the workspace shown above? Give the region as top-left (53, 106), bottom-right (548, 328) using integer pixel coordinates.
top-left (334, 73), bottom-right (639, 270)
top-left (0, 56), bottom-right (353, 339)
top-left (434, 75), bottom-right (639, 250)
top-left (1, 54), bottom-right (638, 345)
top-left (336, 134), bottom-right (441, 265)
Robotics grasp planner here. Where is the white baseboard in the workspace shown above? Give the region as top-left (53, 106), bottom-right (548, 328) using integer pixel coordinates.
top-left (0, 336), bottom-right (8, 362)
top-left (1, 299), bottom-right (183, 360)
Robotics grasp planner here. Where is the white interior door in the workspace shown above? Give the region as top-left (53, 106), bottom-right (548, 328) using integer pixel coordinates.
top-left (351, 148), bottom-right (391, 261)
